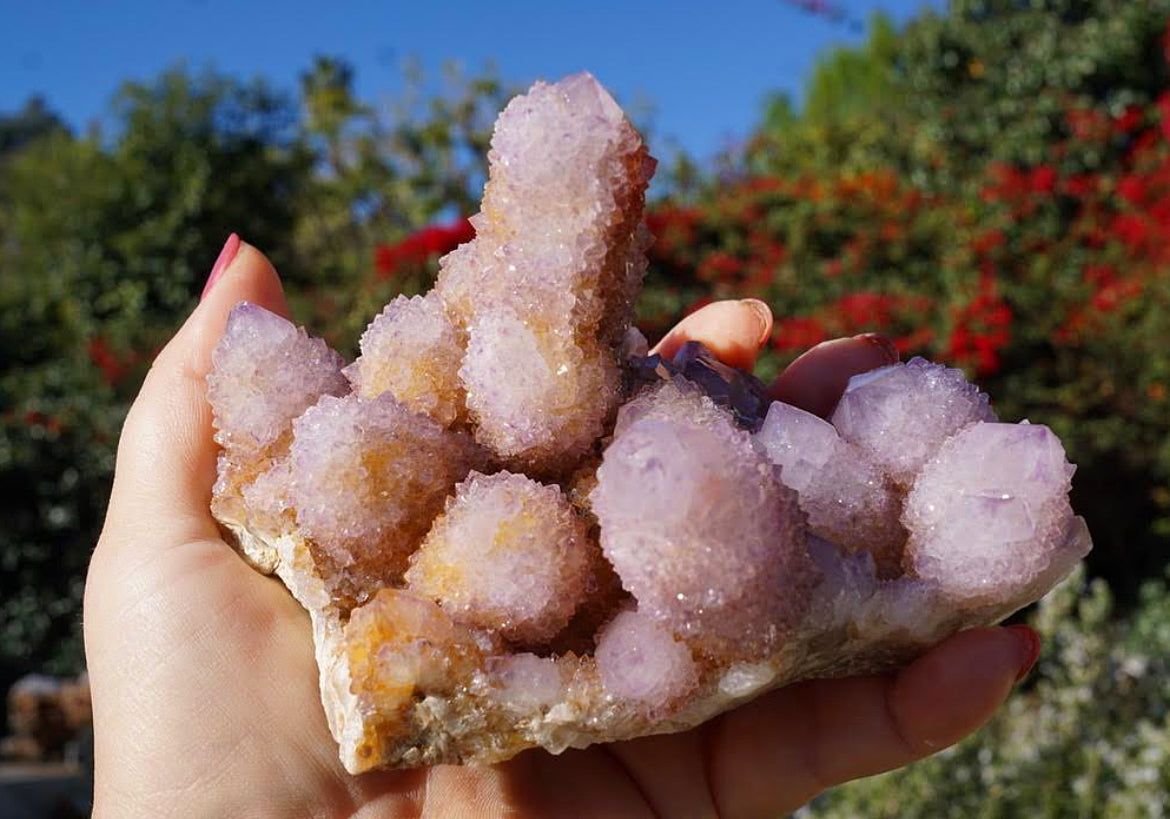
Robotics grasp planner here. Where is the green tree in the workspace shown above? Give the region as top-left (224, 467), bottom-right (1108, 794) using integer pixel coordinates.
top-left (0, 71), bottom-right (312, 707)
top-left (0, 96), bottom-right (67, 157)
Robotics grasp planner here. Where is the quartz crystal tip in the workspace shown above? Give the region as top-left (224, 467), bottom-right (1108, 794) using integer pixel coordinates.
top-left (628, 341), bottom-right (773, 431)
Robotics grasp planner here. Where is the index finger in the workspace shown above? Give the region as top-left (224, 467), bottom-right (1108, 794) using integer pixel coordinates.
top-left (770, 334), bottom-right (899, 418)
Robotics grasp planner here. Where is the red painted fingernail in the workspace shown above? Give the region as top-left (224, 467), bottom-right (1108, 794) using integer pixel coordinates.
top-left (854, 332), bottom-right (900, 365)
top-left (202, 233), bottom-right (241, 300)
top-left (1006, 624), bottom-right (1041, 682)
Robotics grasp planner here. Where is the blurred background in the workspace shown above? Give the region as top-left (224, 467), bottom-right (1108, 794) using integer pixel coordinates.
top-left (2, 0), bottom-right (1169, 815)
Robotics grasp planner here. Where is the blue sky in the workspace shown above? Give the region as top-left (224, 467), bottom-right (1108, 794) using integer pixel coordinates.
top-left (1, 0), bottom-right (940, 160)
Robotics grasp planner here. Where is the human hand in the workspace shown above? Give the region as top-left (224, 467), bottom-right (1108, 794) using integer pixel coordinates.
top-left (85, 240), bottom-right (1040, 818)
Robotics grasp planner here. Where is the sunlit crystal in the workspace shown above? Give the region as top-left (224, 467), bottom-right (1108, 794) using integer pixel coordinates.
top-left (405, 471), bottom-right (592, 644)
top-left (345, 589), bottom-right (481, 728)
top-left (595, 609), bottom-right (698, 713)
top-left (590, 379), bottom-right (815, 660)
top-left (756, 400), bottom-right (905, 573)
top-left (486, 653), bottom-right (571, 712)
top-left (207, 72), bottom-right (1090, 774)
top-left (208, 302), bottom-right (348, 458)
top-left (287, 394), bottom-right (480, 580)
top-left (435, 72), bottom-right (654, 471)
top-left (904, 422), bottom-right (1078, 602)
top-left (348, 292), bottom-right (465, 428)
top-left (831, 357), bottom-right (996, 486)
top-left (458, 310), bottom-right (621, 471)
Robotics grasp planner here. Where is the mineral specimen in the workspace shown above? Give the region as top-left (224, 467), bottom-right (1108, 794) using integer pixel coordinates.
top-left (284, 393), bottom-right (482, 588)
top-left (346, 292), bottom-right (465, 428)
top-left (755, 400), bottom-right (905, 575)
top-left (594, 609), bottom-right (699, 715)
top-left (405, 470), bottom-right (593, 644)
top-left (590, 378), bottom-right (814, 661)
top-left (831, 357), bottom-right (997, 486)
top-left (435, 71), bottom-right (655, 472)
top-left (207, 72), bottom-right (1091, 774)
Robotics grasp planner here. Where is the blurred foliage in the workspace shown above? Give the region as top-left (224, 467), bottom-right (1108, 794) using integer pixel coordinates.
top-left (805, 564), bottom-right (1170, 817)
top-left (1, 0), bottom-right (1169, 799)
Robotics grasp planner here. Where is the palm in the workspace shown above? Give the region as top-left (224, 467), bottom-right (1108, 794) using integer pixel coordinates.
top-left (85, 243), bottom-right (1032, 818)
top-left (97, 526), bottom-right (689, 816)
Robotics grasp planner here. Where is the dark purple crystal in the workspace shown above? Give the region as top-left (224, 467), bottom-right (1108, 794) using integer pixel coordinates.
top-left (628, 341), bottom-right (773, 431)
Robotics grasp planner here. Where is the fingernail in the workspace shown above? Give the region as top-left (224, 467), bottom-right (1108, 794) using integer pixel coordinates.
top-left (1005, 624), bottom-right (1041, 682)
top-left (202, 233), bottom-right (241, 300)
top-left (854, 332), bottom-right (900, 365)
top-left (740, 299), bottom-right (773, 345)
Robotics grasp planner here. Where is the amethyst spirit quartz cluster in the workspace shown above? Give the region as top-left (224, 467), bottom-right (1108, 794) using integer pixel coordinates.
top-left (207, 73), bottom-right (1090, 772)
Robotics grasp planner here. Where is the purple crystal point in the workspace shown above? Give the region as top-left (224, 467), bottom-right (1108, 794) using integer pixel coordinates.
top-left (629, 341), bottom-right (772, 431)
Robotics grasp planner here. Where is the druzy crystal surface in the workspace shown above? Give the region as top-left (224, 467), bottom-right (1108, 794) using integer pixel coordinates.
top-left (405, 470), bottom-right (592, 644)
top-left (347, 292), bottom-right (465, 427)
top-left (434, 71), bottom-right (655, 472)
top-left (591, 379), bottom-right (813, 660)
top-left (207, 73), bottom-right (1090, 773)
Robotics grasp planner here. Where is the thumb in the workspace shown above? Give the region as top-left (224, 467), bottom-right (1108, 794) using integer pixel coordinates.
top-left (100, 237), bottom-right (289, 559)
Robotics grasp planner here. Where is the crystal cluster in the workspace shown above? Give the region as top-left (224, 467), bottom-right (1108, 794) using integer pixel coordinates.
top-left (904, 422), bottom-right (1080, 602)
top-left (207, 73), bottom-right (1090, 773)
top-left (286, 394), bottom-right (482, 586)
top-left (755, 400), bottom-right (904, 574)
top-left (595, 609), bottom-right (698, 715)
top-left (753, 359), bottom-right (1075, 585)
top-left (830, 358), bottom-right (997, 486)
top-left (405, 471), bottom-right (592, 644)
top-left (207, 302), bottom-right (348, 528)
top-left (590, 379), bottom-right (814, 660)
top-left (435, 72), bottom-right (655, 471)
top-left (347, 293), bottom-right (465, 427)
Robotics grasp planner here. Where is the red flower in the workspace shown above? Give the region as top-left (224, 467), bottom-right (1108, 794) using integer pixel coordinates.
top-left (1091, 279), bottom-right (1142, 312)
top-left (87, 337), bottom-right (131, 386)
top-left (972, 229), bottom-right (1006, 256)
top-left (1117, 175), bottom-right (1148, 205)
top-left (20, 411), bottom-right (64, 433)
top-left (1029, 165), bottom-right (1058, 195)
top-left (946, 275), bottom-right (1012, 376)
top-left (894, 326), bottom-right (934, 355)
top-left (1129, 129), bottom-right (1161, 164)
top-left (742, 177), bottom-right (783, 194)
top-left (982, 163), bottom-right (1028, 202)
top-left (374, 243), bottom-right (401, 277)
top-left (1115, 107), bottom-right (1143, 134)
top-left (879, 221), bottom-right (904, 242)
top-left (773, 317), bottom-right (827, 352)
top-left (1063, 174), bottom-right (1098, 198)
top-left (697, 251), bottom-right (743, 283)
top-left (1112, 214), bottom-right (1149, 252)
top-left (830, 292), bottom-right (897, 331)
top-left (1066, 107), bottom-right (1106, 141)
top-left (1159, 92), bottom-right (1170, 142)
top-left (1083, 264), bottom-right (1117, 287)
top-left (374, 218), bottom-right (475, 279)
top-left (646, 206), bottom-right (702, 261)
